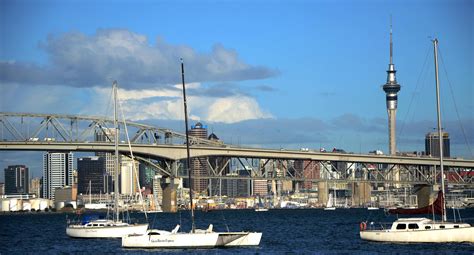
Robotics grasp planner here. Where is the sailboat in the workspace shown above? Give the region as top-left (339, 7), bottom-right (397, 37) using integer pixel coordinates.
top-left (324, 183), bottom-right (336, 210)
top-left (66, 81), bottom-right (149, 238)
top-left (255, 196), bottom-right (269, 212)
top-left (359, 39), bottom-right (474, 243)
top-left (122, 59), bottom-right (262, 248)
top-left (84, 180), bottom-right (107, 210)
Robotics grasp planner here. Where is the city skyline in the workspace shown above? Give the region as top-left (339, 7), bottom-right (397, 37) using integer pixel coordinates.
top-left (1, 0), bottom-right (473, 180)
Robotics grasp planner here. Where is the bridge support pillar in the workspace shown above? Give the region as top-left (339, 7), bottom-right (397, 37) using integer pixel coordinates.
top-left (415, 184), bottom-right (433, 208)
top-left (351, 182), bottom-right (371, 207)
top-left (161, 161), bottom-right (179, 213)
top-left (161, 177), bottom-right (178, 212)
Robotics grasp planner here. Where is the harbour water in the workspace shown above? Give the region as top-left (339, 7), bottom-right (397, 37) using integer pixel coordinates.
top-left (1, 208), bottom-right (474, 254)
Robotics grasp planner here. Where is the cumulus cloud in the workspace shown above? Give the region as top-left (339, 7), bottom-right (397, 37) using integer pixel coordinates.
top-left (0, 29), bottom-right (278, 88)
top-left (113, 84), bottom-right (272, 123)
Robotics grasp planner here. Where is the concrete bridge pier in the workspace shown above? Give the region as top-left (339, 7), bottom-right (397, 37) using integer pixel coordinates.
top-left (160, 161), bottom-right (179, 212)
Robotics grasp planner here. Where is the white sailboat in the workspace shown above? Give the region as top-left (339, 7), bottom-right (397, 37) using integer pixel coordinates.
top-left (66, 81), bottom-right (148, 238)
top-left (360, 39), bottom-right (474, 243)
top-left (324, 183), bottom-right (336, 210)
top-left (122, 59), bottom-right (262, 248)
top-left (84, 180), bottom-right (108, 210)
top-left (255, 196), bottom-right (269, 212)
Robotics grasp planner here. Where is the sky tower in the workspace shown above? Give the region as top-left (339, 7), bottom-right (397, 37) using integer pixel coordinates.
top-left (383, 21), bottom-right (401, 155)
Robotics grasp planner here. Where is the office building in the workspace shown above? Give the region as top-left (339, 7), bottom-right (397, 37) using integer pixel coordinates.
top-left (188, 122), bottom-right (209, 195)
top-left (43, 152), bottom-right (74, 200)
top-left (139, 164), bottom-right (155, 192)
top-left (30, 177), bottom-right (41, 197)
top-left (294, 160), bottom-right (320, 190)
top-left (77, 156), bottom-right (106, 195)
top-left (120, 156), bottom-right (139, 195)
top-left (95, 128), bottom-right (116, 177)
top-left (425, 131), bottom-right (450, 158)
top-left (4, 165), bottom-right (29, 195)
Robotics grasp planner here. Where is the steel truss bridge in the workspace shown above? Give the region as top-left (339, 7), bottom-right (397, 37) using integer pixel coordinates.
top-left (1, 112), bottom-right (474, 189)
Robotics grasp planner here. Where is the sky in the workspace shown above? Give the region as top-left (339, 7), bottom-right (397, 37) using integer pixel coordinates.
top-left (0, 0), bottom-right (473, 180)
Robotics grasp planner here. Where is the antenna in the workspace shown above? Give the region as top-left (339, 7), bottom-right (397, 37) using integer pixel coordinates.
top-left (390, 15), bottom-right (393, 64)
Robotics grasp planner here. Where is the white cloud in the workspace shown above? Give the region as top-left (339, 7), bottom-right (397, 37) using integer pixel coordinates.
top-left (113, 85), bottom-right (272, 123)
top-left (206, 96), bottom-right (272, 123)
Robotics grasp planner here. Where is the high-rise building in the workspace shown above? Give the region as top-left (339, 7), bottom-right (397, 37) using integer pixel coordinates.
top-left (120, 156), bottom-right (139, 195)
top-left (4, 165), bottom-right (29, 195)
top-left (236, 169), bottom-right (252, 197)
top-left (188, 122), bottom-right (209, 195)
top-left (94, 128), bottom-right (116, 176)
top-left (253, 179), bottom-right (268, 197)
top-left (30, 178), bottom-right (41, 197)
top-left (139, 164), bottom-right (155, 192)
top-left (382, 22), bottom-right (401, 155)
top-left (77, 156), bottom-right (106, 195)
top-left (43, 152), bottom-right (74, 200)
top-left (294, 160), bottom-right (320, 190)
top-left (425, 131), bottom-right (450, 158)
top-left (223, 173), bottom-right (239, 197)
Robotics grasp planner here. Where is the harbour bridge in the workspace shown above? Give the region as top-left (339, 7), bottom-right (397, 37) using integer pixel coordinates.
top-left (1, 112), bottom-right (474, 210)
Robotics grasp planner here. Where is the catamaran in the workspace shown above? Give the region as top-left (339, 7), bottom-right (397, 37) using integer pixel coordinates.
top-left (66, 81), bottom-right (148, 238)
top-left (122, 60), bottom-right (262, 248)
top-left (359, 39), bottom-right (474, 243)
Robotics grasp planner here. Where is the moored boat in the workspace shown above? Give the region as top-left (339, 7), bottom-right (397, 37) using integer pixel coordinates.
top-left (360, 38), bottom-right (474, 243)
top-left (122, 225), bottom-right (220, 248)
top-left (66, 81), bottom-right (148, 238)
top-left (360, 218), bottom-right (474, 243)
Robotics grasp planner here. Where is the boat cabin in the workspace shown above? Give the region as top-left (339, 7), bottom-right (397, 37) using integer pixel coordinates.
top-left (391, 218), bottom-right (470, 231)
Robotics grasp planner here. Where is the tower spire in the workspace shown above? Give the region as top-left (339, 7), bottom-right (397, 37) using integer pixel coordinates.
top-left (390, 15), bottom-right (393, 65)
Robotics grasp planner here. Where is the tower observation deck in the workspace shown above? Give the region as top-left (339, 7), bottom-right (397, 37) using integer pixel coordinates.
top-left (383, 22), bottom-right (401, 155)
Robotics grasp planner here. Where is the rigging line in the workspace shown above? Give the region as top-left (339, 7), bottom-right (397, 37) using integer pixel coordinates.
top-left (104, 85), bottom-right (114, 121)
top-left (437, 47), bottom-right (473, 157)
top-left (398, 45), bottom-right (431, 138)
top-left (117, 89), bottom-right (148, 221)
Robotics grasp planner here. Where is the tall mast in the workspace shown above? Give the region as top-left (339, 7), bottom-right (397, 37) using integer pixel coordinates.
top-left (433, 39), bottom-right (447, 222)
top-left (181, 59), bottom-right (195, 233)
top-left (113, 80), bottom-right (120, 222)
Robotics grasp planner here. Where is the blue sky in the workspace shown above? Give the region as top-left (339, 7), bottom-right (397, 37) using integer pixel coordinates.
top-left (0, 0), bottom-right (473, 180)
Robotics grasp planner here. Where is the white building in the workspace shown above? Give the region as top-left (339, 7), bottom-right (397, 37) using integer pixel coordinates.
top-left (42, 152), bottom-right (74, 200)
top-left (120, 156), bottom-right (139, 195)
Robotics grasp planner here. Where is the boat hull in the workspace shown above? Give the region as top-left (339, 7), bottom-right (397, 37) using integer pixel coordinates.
top-left (360, 227), bottom-right (474, 243)
top-left (122, 232), bottom-right (220, 248)
top-left (66, 223), bottom-right (148, 238)
top-left (217, 232), bottom-right (262, 246)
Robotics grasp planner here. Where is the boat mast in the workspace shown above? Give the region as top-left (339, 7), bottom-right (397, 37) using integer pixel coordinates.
top-left (113, 80), bottom-right (120, 222)
top-left (433, 39), bottom-right (447, 222)
top-left (181, 59), bottom-right (195, 233)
